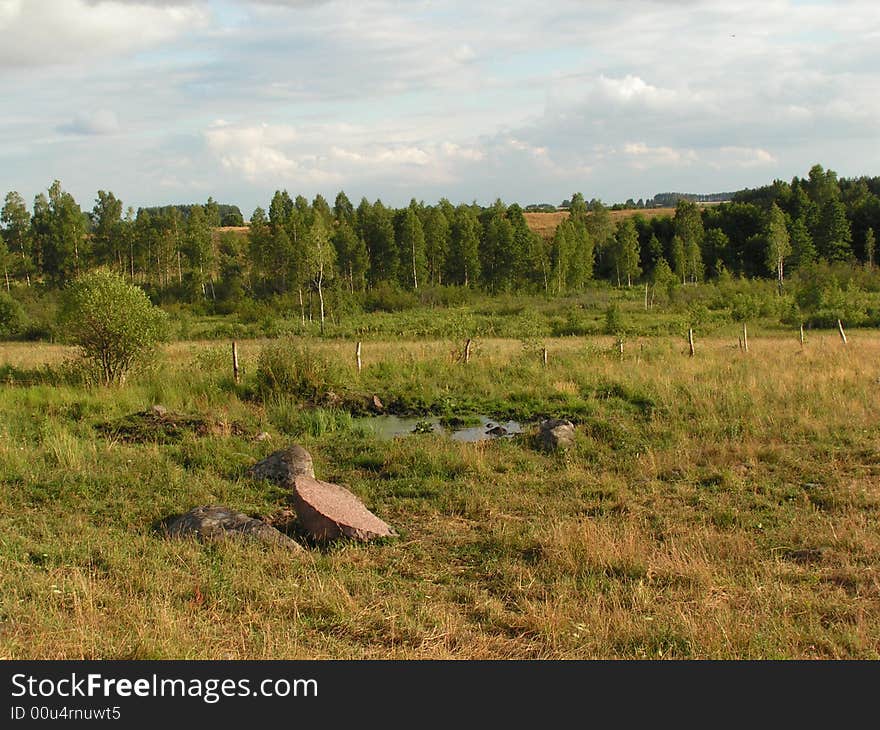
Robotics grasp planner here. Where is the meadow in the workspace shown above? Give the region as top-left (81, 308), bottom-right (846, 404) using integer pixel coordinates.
top-left (0, 290), bottom-right (878, 660)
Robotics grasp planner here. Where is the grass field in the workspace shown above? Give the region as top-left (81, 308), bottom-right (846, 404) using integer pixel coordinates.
top-left (523, 208), bottom-right (679, 239)
top-left (1, 324), bottom-right (878, 659)
top-left (218, 207), bottom-right (680, 244)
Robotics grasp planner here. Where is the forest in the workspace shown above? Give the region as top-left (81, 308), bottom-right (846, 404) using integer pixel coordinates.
top-left (1, 163), bottom-right (878, 341)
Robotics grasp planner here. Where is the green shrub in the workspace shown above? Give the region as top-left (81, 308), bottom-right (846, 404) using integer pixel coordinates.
top-left (0, 292), bottom-right (27, 339)
top-left (59, 270), bottom-right (169, 384)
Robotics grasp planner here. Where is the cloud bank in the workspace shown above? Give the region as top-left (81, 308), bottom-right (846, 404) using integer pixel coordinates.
top-left (0, 0), bottom-right (877, 213)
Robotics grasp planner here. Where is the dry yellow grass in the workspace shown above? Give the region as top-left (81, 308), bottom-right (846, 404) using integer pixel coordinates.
top-left (524, 208), bottom-right (679, 239)
top-left (0, 332), bottom-right (878, 658)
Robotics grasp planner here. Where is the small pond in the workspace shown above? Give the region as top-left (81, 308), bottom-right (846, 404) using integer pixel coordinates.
top-left (357, 415), bottom-right (524, 442)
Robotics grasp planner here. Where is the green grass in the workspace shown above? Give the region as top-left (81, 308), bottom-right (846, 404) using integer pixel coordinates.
top-left (0, 322), bottom-right (878, 659)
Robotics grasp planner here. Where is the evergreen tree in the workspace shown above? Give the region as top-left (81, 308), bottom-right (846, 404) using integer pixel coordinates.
top-left (805, 163), bottom-right (840, 210)
top-left (815, 199), bottom-right (853, 262)
top-left (788, 217), bottom-right (816, 271)
top-left (789, 183), bottom-right (820, 239)
top-left (312, 194), bottom-right (332, 224)
top-left (672, 200), bottom-right (705, 283)
top-left (333, 191), bottom-right (354, 225)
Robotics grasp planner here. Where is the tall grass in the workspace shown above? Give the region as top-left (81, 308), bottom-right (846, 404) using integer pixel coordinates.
top-left (0, 328), bottom-right (878, 659)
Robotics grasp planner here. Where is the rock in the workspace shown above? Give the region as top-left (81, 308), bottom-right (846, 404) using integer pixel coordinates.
top-left (539, 418), bottom-right (576, 451)
top-left (247, 444), bottom-right (315, 486)
top-left (371, 395), bottom-right (384, 413)
top-left (486, 425), bottom-right (507, 436)
top-left (254, 431), bottom-right (272, 442)
top-left (291, 475), bottom-right (397, 542)
top-left (162, 505), bottom-right (303, 551)
top-left (151, 404), bottom-right (168, 417)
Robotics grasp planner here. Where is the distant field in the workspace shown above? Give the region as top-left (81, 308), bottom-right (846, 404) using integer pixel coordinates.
top-left (524, 208), bottom-right (678, 239)
top-left (217, 210), bottom-right (680, 243)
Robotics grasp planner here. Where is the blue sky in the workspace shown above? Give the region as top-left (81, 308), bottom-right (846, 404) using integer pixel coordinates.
top-left (1, 0), bottom-right (878, 217)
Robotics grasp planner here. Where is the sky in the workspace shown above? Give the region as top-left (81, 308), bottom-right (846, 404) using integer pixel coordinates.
top-left (1, 0), bottom-right (878, 217)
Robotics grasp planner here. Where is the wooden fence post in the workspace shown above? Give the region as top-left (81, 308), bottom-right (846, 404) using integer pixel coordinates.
top-left (356, 341), bottom-right (362, 373)
top-left (688, 328), bottom-right (695, 357)
top-left (742, 323), bottom-right (749, 353)
top-left (800, 323), bottom-right (805, 347)
top-left (837, 319), bottom-right (847, 345)
top-left (232, 340), bottom-right (240, 383)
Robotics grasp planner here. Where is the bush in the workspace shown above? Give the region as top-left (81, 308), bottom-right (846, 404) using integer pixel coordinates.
top-left (59, 270), bottom-right (169, 384)
top-left (362, 282), bottom-right (419, 312)
top-left (0, 292), bottom-right (27, 339)
top-left (604, 303), bottom-right (624, 335)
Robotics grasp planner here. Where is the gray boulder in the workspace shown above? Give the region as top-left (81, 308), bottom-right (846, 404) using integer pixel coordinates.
top-left (539, 418), bottom-right (576, 451)
top-left (246, 444), bottom-right (315, 486)
top-left (292, 476), bottom-right (397, 542)
top-left (162, 505), bottom-right (303, 551)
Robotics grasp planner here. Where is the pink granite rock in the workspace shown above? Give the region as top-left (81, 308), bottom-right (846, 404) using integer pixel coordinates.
top-left (292, 476), bottom-right (397, 542)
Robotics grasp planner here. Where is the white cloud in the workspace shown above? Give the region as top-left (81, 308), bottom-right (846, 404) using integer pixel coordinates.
top-left (623, 142), bottom-right (698, 169)
top-left (0, 0), bottom-right (207, 69)
top-left (203, 119), bottom-right (490, 191)
top-left (205, 122), bottom-right (315, 182)
top-left (712, 147), bottom-right (778, 169)
top-left (2, 0), bottom-right (879, 212)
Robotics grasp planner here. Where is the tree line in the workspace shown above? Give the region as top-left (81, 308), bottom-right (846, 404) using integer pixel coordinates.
top-left (0, 164), bottom-right (877, 328)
